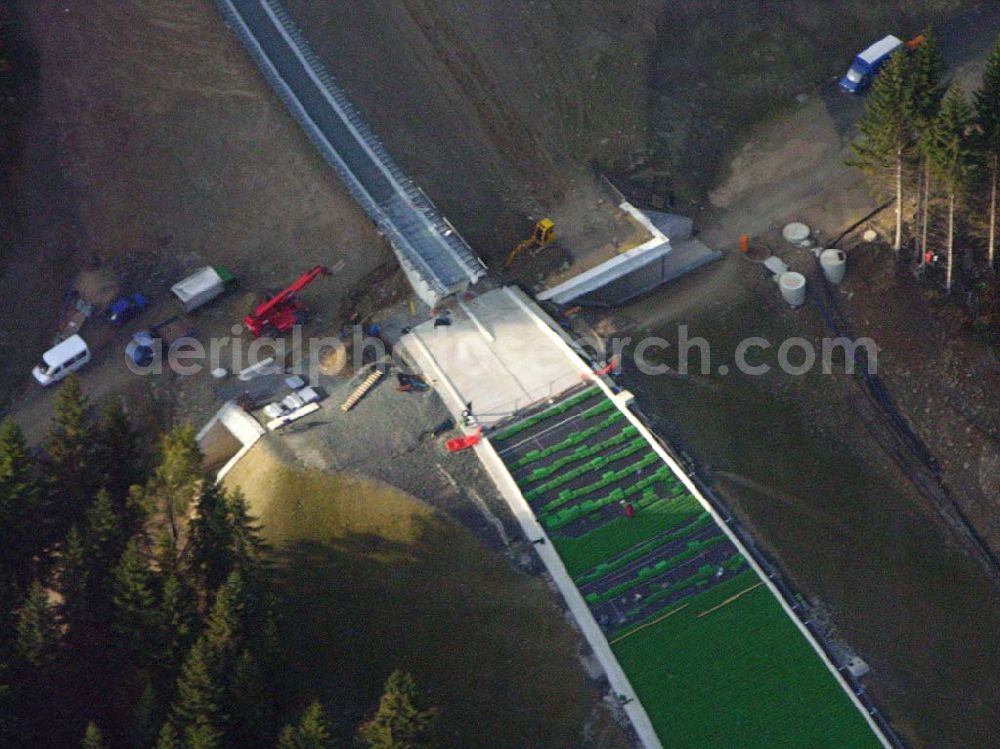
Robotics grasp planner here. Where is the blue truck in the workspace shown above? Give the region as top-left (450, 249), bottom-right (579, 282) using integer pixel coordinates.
top-left (839, 35), bottom-right (904, 94)
top-left (104, 292), bottom-right (148, 325)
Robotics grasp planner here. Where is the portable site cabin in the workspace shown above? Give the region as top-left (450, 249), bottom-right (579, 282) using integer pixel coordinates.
top-left (32, 334), bottom-right (91, 386)
top-left (170, 266), bottom-right (237, 312)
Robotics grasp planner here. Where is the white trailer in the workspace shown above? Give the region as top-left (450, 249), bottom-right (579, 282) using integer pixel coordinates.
top-left (170, 266), bottom-right (237, 312)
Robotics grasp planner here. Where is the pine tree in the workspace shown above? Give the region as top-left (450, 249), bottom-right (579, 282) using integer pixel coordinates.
top-left (184, 721), bottom-right (223, 749)
top-left (358, 671), bottom-right (438, 749)
top-left (0, 681), bottom-right (15, 749)
top-left (81, 721), bottom-right (107, 749)
top-left (228, 489), bottom-right (266, 578)
top-left (84, 490), bottom-right (125, 562)
top-left (202, 570), bottom-right (246, 664)
top-left (850, 49), bottom-right (916, 253)
top-left (227, 649), bottom-right (271, 749)
top-left (138, 425), bottom-right (204, 568)
top-left (43, 374), bottom-right (98, 538)
top-left (13, 580), bottom-right (62, 747)
top-left (168, 637), bottom-right (225, 743)
top-left (189, 484), bottom-right (235, 598)
top-left (81, 490), bottom-right (126, 626)
top-left (911, 27), bottom-right (947, 263)
top-left (277, 701), bottom-right (332, 749)
top-left (94, 397), bottom-right (146, 526)
top-left (15, 580), bottom-right (60, 669)
top-left (130, 680), bottom-right (159, 749)
top-left (58, 525), bottom-right (91, 639)
top-left (976, 32), bottom-right (1000, 273)
top-left (153, 529), bottom-right (182, 579)
top-left (0, 419), bottom-right (41, 592)
top-left (928, 85), bottom-right (977, 293)
top-left (155, 721), bottom-right (182, 749)
top-left (154, 573), bottom-right (196, 688)
top-left (166, 572), bottom-right (251, 746)
top-left (112, 538), bottom-right (159, 664)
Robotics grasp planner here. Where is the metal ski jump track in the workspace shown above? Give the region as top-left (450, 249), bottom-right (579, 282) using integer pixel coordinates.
top-left (215, 0), bottom-right (486, 307)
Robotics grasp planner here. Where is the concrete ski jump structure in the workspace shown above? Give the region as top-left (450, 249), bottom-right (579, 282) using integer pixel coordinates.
top-left (216, 2), bottom-right (894, 745)
top-left (216, 0), bottom-right (717, 310)
top-left (401, 287), bottom-right (892, 749)
top-left (537, 202), bottom-right (721, 306)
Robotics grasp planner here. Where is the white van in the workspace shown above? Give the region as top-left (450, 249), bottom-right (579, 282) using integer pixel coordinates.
top-left (32, 334), bottom-right (91, 386)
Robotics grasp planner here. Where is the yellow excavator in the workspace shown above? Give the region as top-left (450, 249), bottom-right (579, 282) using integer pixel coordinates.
top-left (503, 218), bottom-right (556, 270)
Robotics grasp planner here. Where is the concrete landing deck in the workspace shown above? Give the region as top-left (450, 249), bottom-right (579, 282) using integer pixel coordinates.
top-left (400, 287), bottom-right (593, 425)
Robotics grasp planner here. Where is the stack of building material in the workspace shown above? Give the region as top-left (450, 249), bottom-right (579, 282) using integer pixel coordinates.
top-left (340, 369), bottom-right (384, 412)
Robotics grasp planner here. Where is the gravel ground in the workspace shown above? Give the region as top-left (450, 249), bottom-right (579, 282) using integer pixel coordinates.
top-left (258, 364), bottom-right (521, 552)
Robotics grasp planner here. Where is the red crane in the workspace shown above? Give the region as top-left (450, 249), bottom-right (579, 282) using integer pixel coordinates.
top-left (243, 265), bottom-right (332, 338)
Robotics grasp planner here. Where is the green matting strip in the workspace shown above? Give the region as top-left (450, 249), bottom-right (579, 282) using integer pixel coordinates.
top-left (490, 387), bottom-right (601, 442)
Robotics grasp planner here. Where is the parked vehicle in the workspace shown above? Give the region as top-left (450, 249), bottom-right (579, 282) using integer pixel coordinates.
top-left (104, 292), bottom-right (148, 325)
top-left (32, 334), bottom-right (91, 386)
top-left (839, 34), bottom-right (926, 94)
top-left (263, 386), bottom-right (320, 419)
top-left (125, 316), bottom-right (195, 368)
top-left (839, 35), bottom-right (903, 93)
top-left (171, 266), bottom-right (237, 312)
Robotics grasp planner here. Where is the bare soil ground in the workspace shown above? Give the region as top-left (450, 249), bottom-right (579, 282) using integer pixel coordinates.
top-left (0, 6), bottom-right (637, 746)
top-left (843, 246), bottom-right (1000, 550)
top-left (282, 0), bottom-right (653, 267)
top-left (577, 11), bottom-right (1000, 746)
top-left (0, 0), bottom-right (391, 423)
top-left (3, 0), bottom-right (1000, 745)
top-left (642, 0), bottom-right (986, 206)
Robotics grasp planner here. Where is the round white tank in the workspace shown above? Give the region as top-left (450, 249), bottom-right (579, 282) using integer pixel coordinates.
top-left (779, 272), bottom-right (807, 307)
top-left (782, 222), bottom-right (811, 247)
top-left (819, 249), bottom-right (847, 284)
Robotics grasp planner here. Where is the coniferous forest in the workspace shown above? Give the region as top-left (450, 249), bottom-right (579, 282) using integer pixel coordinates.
top-left (851, 28), bottom-right (1000, 342)
top-left (0, 376), bottom-right (437, 749)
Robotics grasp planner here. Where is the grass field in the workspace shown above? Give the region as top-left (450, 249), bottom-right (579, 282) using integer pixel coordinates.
top-left (613, 571), bottom-right (881, 748)
top-left (224, 443), bottom-right (628, 749)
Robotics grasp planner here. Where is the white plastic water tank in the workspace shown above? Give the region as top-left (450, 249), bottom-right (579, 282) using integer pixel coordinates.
top-left (782, 222), bottom-right (812, 247)
top-left (779, 272), bottom-right (807, 307)
top-left (819, 249), bottom-right (847, 284)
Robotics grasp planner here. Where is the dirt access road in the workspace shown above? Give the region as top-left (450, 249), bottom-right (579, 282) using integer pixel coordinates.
top-left (625, 4), bottom-right (1000, 337)
top-left (0, 0), bottom-right (393, 429)
top-left (703, 4), bottom-right (1000, 252)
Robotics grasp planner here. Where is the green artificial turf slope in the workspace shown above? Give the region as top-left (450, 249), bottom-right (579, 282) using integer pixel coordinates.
top-left (612, 571), bottom-right (882, 749)
top-left (552, 494), bottom-right (704, 577)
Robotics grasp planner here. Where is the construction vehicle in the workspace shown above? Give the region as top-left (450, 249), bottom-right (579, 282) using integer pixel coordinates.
top-left (504, 218), bottom-right (556, 269)
top-left (244, 265), bottom-right (332, 338)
